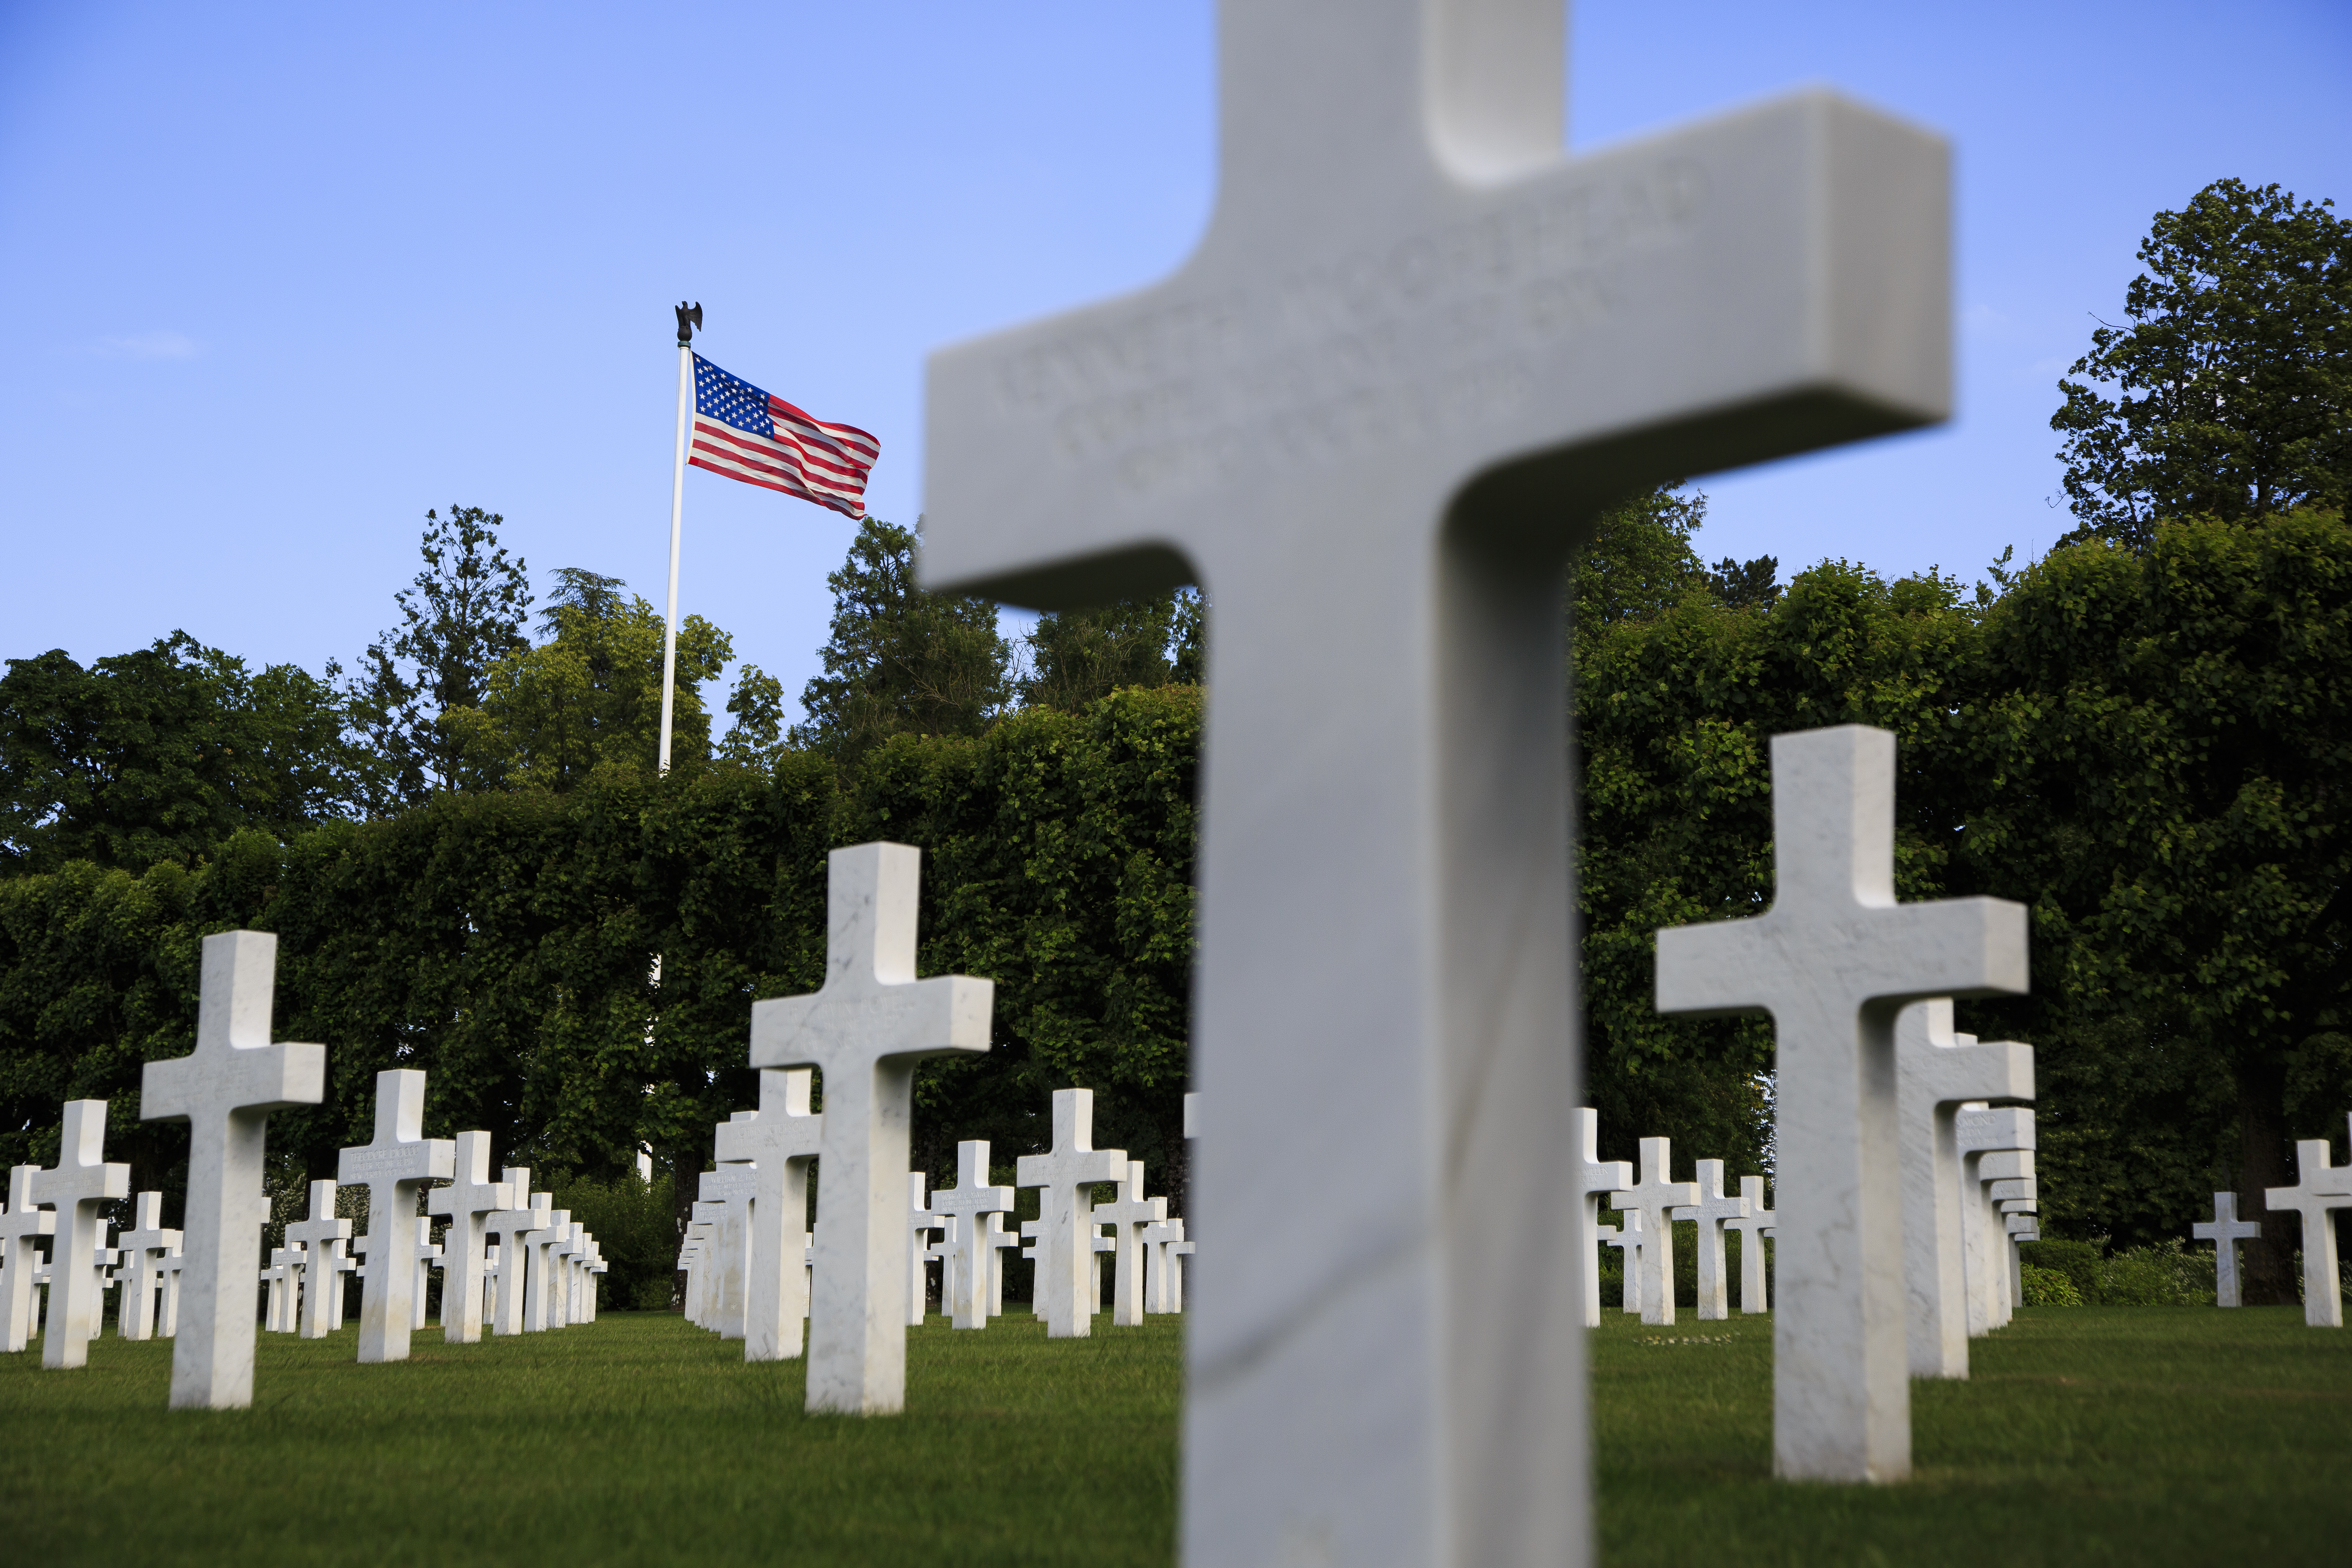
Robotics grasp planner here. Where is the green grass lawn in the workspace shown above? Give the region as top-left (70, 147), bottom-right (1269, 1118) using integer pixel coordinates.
top-left (6, 1306), bottom-right (2348, 1566)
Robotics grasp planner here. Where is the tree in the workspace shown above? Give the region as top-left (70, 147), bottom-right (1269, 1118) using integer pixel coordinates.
top-left (1569, 484), bottom-right (1778, 637)
top-left (791, 516), bottom-right (1010, 763)
top-left (717, 664), bottom-right (789, 770)
top-left (2053, 179), bottom-right (2352, 552)
top-left (0, 633), bottom-right (358, 873)
top-left (451, 585), bottom-right (731, 791)
top-left (1018, 593), bottom-right (1180, 710)
top-left (345, 505), bottom-right (533, 808)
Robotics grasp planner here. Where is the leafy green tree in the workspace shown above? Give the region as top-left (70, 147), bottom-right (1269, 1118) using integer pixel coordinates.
top-left (717, 664), bottom-right (789, 770)
top-left (345, 505), bottom-right (533, 808)
top-left (2053, 179), bottom-right (2352, 551)
top-left (0, 633), bottom-right (358, 873)
top-left (1962, 509), bottom-right (2352, 1303)
top-left (1018, 593), bottom-right (1180, 710)
top-left (451, 585), bottom-right (731, 791)
top-left (1569, 485), bottom-right (1777, 637)
top-left (791, 516), bottom-right (1010, 763)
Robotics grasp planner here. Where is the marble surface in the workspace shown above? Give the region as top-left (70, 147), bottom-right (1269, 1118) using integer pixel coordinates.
top-left (1659, 727), bottom-right (2027, 1482)
top-left (139, 931), bottom-right (325, 1407)
top-left (31, 1100), bottom-right (130, 1369)
top-left (2192, 1192), bottom-right (2264, 1309)
top-left (1575, 1109), bottom-right (1633, 1330)
top-left (0, 1165), bottom-right (56, 1353)
top-left (1613, 1139), bottom-right (1699, 1327)
top-left (1724, 1177), bottom-right (1775, 1314)
top-left (925, 2), bottom-right (1950, 1557)
top-left (714, 1067), bottom-right (824, 1360)
top-left (1017, 1090), bottom-right (1129, 1338)
top-left (2264, 1120), bottom-right (2352, 1329)
top-left (1669, 1159), bottom-right (1749, 1323)
top-left (428, 1133), bottom-right (512, 1344)
top-left (338, 1070), bottom-right (456, 1364)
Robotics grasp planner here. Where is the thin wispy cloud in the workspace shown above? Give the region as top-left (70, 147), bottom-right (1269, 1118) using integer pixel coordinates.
top-left (91, 330), bottom-right (199, 360)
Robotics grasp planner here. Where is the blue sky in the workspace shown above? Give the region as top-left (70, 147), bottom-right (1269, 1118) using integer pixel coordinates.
top-left (3, 2), bottom-right (2346, 729)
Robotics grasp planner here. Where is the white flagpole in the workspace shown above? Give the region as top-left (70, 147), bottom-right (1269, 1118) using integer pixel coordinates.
top-left (658, 303), bottom-right (698, 775)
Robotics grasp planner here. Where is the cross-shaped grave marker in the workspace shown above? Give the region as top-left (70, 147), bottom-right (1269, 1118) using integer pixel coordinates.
top-left (1142, 1216), bottom-right (1188, 1315)
top-left (116, 1192), bottom-right (180, 1342)
top-left (1669, 1159), bottom-right (1750, 1323)
top-left (926, 2), bottom-right (1951, 1549)
top-left (409, 1217), bottom-right (441, 1331)
top-left (750, 841), bottom-right (992, 1414)
top-left (2263, 1119), bottom-right (2352, 1330)
top-left (483, 1171), bottom-right (548, 1338)
top-left (905, 1173), bottom-right (943, 1327)
top-left (1957, 1107), bottom-right (2034, 1336)
top-left (2194, 1191), bottom-right (2265, 1309)
top-left (1599, 1212), bottom-right (1641, 1315)
top-left (262, 1246), bottom-right (294, 1334)
top-left (31, 1100), bottom-right (130, 1369)
top-left (0, 1164), bottom-right (57, 1354)
top-left (522, 1209), bottom-right (571, 1332)
top-left (140, 930), bottom-right (325, 1406)
top-left (1018, 1089), bottom-right (1129, 1338)
top-left (1575, 1109), bottom-right (1633, 1330)
top-left (1094, 1159), bottom-right (1167, 1329)
top-left (1724, 1176), bottom-right (1776, 1314)
top-left (428, 1132), bottom-right (511, 1344)
top-left (929, 1140), bottom-right (1016, 1330)
top-left (697, 1166), bottom-right (758, 1340)
top-left (1610, 1138), bottom-right (1697, 1328)
top-left (1895, 999), bottom-right (2032, 1378)
top-left (285, 1179), bottom-right (352, 1340)
top-left (1659, 726), bottom-right (2027, 1481)
top-left (338, 1069), bottom-right (457, 1363)
top-left (714, 1067), bottom-right (825, 1361)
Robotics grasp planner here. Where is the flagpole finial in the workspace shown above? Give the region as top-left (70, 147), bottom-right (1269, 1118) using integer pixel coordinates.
top-left (675, 301), bottom-right (703, 346)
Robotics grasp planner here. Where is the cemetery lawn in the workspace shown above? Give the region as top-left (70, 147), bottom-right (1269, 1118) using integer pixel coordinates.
top-left (1593, 1305), bottom-right (2352, 1567)
top-left (0, 1312), bottom-right (1179, 1567)
top-left (13, 1307), bottom-right (2350, 1565)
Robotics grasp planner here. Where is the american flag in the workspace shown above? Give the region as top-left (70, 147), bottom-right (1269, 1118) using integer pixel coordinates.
top-left (689, 354), bottom-right (879, 518)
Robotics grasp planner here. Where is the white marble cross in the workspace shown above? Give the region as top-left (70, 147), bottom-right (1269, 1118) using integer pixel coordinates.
top-left (714, 1067), bottom-right (825, 1361)
top-left (2263, 1120), bottom-right (2352, 1329)
top-left (929, 1140), bottom-right (1016, 1330)
top-left (905, 1172), bottom-right (942, 1327)
top-left (1895, 999), bottom-right (2032, 1378)
top-left (2193, 1191), bottom-right (2264, 1310)
top-left (926, 1), bottom-right (1951, 1552)
top-left (1575, 1109), bottom-right (1633, 1329)
top-left (410, 1217), bottom-right (443, 1330)
top-left (1724, 1176), bottom-right (1775, 1315)
top-left (338, 1069), bottom-right (456, 1363)
top-left (1017, 1089), bottom-right (1129, 1338)
top-left (1956, 1107), bottom-right (2034, 1336)
top-left (116, 1192), bottom-right (180, 1342)
top-left (986, 1213), bottom-right (1021, 1318)
top-left (1094, 1160), bottom-right (1166, 1328)
top-left (1610, 1138), bottom-right (1697, 1328)
top-left (285, 1179), bottom-right (352, 1339)
top-left (1669, 1159), bottom-right (1749, 1323)
top-left (31, 1099), bottom-right (130, 1369)
top-left (160, 1243), bottom-right (185, 1337)
top-left (428, 1132), bottom-right (511, 1344)
top-left (523, 1209), bottom-right (571, 1332)
top-left (0, 1164), bottom-right (58, 1353)
top-left (698, 1166), bottom-right (757, 1339)
top-left (1658, 726), bottom-right (2027, 1482)
top-left (263, 1246), bottom-right (294, 1334)
top-left (483, 1171), bottom-right (548, 1338)
top-left (140, 930), bottom-right (327, 1407)
top-left (750, 842), bottom-right (993, 1414)
top-left (1142, 1217), bottom-right (1188, 1315)
top-left (1599, 1212), bottom-right (1641, 1315)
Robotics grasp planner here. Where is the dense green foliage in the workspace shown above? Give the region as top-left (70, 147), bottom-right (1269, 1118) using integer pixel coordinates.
top-left (2053, 178), bottom-right (2352, 550)
top-left (0, 633), bottom-right (359, 874)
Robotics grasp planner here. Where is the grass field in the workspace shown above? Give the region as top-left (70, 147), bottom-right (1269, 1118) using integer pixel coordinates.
top-left (5, 1307), bottom-right (2348, 1565)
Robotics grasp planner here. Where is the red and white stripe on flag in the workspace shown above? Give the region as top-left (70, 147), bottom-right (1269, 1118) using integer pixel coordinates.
top-left (688, 354), bottom-right (879, 518)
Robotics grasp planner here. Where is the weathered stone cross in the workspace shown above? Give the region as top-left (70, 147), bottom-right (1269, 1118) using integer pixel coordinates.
top-left (1574, 1109), bottom-right (1633, 1329)
top-left (2193, 1191), bottom-right (2264, 1309)
top-left (140, 930), bottom-right (326, 1406)
top-left (339, 1069), bottom-right (456, 1362)
top-left (1610, 1138), bottom-right (1697, 1328)
top-left (0, 1164), bottom-right (56, 1354)
top-left (750, 841), bottom-right (993, 1414)
top-left (285, 1179), bottom-right (352, 1339)
top-left (1894, 1000), bottom-right (2032, 1378)
top-left (712, 1066), bottom-right (825, 1361)
top-left (1016, 1088), bottom-right (1129, 1338)
top-left (1725, 1176), bottom-right (1775, 1314)
top-left (428, 1131), bottom-right (512, 1344)
top-left (1658, 726), bottom-right (2027, 1481)
top-left (31, 1099), bottom-right (129, 1369)
top-left (923, 1), bottom-right (1949, 1553)
top-left (928, 1139), bottom-right (1016, 1330)
top-left (2263, 1120), bottom-right (2352, 1330)
top-left (1669, 1158), bottom-right (1750, 1323)
top-left (1956, 1107), bottom-right (2033, 1336)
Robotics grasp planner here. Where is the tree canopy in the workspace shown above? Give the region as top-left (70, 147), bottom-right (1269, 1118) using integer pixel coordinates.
top-left (2053, 179), bottom-right (2352, 550)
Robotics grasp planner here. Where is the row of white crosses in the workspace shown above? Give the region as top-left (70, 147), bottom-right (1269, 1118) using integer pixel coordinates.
top-left (0, 933), bottom-right (610, 1407)
top-left (1576, 1111), bottom-right (1777, 1326)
